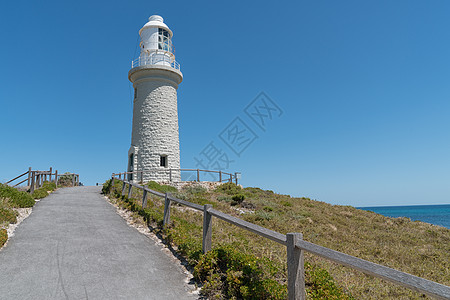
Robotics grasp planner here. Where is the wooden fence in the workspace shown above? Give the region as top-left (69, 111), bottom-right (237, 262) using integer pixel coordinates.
top-left (116, 169), bottom-right (240, 184)
top-left (111, 175), bottom-right (450, 300)
top-left (5, 167), bottom-right (80, 193)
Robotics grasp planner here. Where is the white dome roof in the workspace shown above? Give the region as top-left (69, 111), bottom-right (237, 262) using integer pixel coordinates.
top-left (139, 15), bottom-right (173, 37)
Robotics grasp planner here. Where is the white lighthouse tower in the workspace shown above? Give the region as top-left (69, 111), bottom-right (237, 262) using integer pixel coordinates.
top-left (127, 15), bottom-right (182, 182)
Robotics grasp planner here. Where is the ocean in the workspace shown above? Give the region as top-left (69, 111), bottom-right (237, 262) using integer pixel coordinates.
top-left (358, 204), bottom-right (450, 229)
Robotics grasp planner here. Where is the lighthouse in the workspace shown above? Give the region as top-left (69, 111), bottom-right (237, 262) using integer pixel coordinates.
top-left (127, 15), bottom-right (182, 182)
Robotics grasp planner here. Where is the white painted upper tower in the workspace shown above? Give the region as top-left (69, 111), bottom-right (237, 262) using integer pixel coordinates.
top-left (128, 15), bottom-right (182, 182)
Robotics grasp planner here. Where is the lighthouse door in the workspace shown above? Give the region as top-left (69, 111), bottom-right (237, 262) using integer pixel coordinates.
top-left (128, 153), bottom-right (134, 180)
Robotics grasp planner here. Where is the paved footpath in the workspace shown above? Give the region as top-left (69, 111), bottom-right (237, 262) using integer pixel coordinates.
top-left (0, 186), bottom-right (197, 300)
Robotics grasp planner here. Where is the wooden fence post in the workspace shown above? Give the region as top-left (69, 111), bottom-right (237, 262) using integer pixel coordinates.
top-left (72, 174), bottom-right (75, 187)
top-left (121, 182), bottom-right (126, 196)
top-left (202, 204), bottom-right (213, 253)
top-left (163, 193), bottom-right (171, 226)
top-left (127, 184), bottom-right (132, 198)
top-left (55, 170), bottom-right (58, 187)
top-left (142, 190), bottom-right (148, 208)
top-left (197, 169), bottom-right (200, 182)
top-left (219, 171), bottom-right (222, 182)
top-left (49, 167), bottom-right (52, 182)
top-left (286, 233), bottom-right (306, 300)
top-left (76, 175), bottom-right (80, 186)
top-left (229, 174), bottom-right (232, 183)
top-left (27, 167), bottom-right (32, 186)
top-left (30, 171), bottom-right (35, 193)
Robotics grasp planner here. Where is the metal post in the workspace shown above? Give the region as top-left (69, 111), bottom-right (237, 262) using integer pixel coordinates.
top-left (163, 193), bottom-right (171, 226)
top-left (286, 233), bottom-right (305, 300)
top-left (197, 169), bottom-right (200, 182)
top-left (27, 167), bottom-right (32, 186)
top-left (202, 204), bottom-right (213, 253)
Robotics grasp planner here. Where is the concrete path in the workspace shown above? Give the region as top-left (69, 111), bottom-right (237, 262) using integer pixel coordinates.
top-left (0, 186), bottom-right (197, 300)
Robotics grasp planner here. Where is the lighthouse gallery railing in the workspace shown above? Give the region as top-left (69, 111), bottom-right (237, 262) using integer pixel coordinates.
top-left (131, 51), bottom-right (180, 70)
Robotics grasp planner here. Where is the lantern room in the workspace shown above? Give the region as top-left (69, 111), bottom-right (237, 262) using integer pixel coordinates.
top-left (133, 15), bottom-right (178, 69)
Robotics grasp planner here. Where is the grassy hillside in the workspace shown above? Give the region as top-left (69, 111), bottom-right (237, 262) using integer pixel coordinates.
top-left (103, 180), bottom-right (449, 299)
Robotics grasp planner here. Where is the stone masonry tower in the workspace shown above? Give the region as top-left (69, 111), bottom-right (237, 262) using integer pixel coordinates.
top-left (128, 15), bottom-right (182, 182)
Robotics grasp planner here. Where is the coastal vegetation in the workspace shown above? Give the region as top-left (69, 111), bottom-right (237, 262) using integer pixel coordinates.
top-left (102, 180), bottom-right (449, 299)
top-left (0, 182), bottom-right (57, 248)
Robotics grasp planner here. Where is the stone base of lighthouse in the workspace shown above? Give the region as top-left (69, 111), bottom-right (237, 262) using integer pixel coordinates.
top-left (128, 65), bottom-right (183, 183)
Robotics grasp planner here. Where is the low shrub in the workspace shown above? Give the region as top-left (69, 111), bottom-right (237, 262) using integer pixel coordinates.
top-left (231, 194), bottom-right (245, 205)
top-left (182, 185), bottom-right (207, 195)
top-left (58, 173), bottom-right (75, 187)
top-left (31, 181), bottom-right (56, 199)
top-left (42, 181), bottom-right (56, 192)
top-left (306, 262), bottom-right (354, 299)
top-left (0, 229), bottom-right (7, 248)
top-left (32, 189), bottom-right (49, 199)
top-left (194, 245), bottom-right (287, 299)
top-left (0, 207), bottom-right (18, 224)
top-left (217, 195), bottom-right (232, 203)
top-left (0, 184), bottom-right (35, 208)
top-left (215, 182), bottom-right (242, 195)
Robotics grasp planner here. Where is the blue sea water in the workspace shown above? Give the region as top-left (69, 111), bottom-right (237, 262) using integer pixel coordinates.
top-left (358, 204), bottom-right (450, 229)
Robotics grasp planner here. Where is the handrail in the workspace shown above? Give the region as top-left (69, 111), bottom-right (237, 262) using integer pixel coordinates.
top-left (111, 176), bottom-right (450, 299)
top-left (114, 168), bottom-right (239, 184)
top-left (131, 52), bottom-right (181, 70)
top-left (5, 167), bottom-right (80, 193)
top-left (5, 170), bottom-right (29, 184)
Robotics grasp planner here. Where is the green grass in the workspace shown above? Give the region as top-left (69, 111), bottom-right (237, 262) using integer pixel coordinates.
top-left (146, 181), bottom-right (178, 194)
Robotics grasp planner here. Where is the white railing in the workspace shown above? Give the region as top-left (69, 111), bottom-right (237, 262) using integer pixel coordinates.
top-left (131, 52), bottom-right (181, 70)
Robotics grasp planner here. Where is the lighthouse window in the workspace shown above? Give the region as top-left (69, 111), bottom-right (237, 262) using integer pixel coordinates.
top-left (160, 155), bottom-right (168, 167)
top-left (158, 28), bottom-right (171, 52)
top-left (134, 88), bottom-right (137, 100)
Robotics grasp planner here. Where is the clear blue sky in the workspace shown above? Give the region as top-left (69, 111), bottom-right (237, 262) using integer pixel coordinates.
top-left (1, 0), bottom-right (449, 207)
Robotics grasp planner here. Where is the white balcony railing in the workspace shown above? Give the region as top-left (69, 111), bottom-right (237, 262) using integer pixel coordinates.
top-left (131, 52), bottom-right (180, 70)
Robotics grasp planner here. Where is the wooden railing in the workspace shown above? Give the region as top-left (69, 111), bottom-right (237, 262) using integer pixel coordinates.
top-left (111, 175), bottom-right (450, 300)
top-left (5, 167), bottom-right (80, 193)
top-left (115, 168), bottom-right (240, 184)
